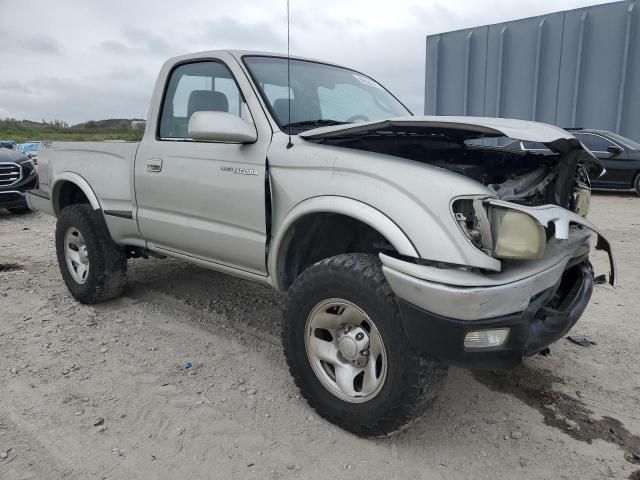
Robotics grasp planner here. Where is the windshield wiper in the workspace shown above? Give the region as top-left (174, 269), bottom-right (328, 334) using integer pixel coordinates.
top-left (281, 119), bottom-right (350, 129)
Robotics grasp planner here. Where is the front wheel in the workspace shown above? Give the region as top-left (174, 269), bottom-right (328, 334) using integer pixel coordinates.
top-left (55, 204), bottom-right (127, 304)
top-left (282, 254), bottom-right (447, 436)
top-left (634, 174), bottom-right (640, 196)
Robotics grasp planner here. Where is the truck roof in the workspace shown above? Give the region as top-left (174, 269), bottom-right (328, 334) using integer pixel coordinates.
top-left (165, 50), bottom-right (350, 70)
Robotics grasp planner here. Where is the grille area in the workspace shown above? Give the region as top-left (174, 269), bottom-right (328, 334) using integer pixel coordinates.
top-left (0, 163), bottom-right (21, 187)
top-left (0, 191), bottom-right (25, 202)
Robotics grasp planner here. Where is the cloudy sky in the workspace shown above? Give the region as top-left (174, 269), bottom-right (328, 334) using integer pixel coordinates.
top-left (0, 0), bottom-right (617, 124)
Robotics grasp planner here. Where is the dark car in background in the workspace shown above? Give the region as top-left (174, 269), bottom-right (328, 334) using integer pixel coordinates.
top-left (0, 147), bottom-right (37, 213)
top-left (507, 129), bottom-right (640, 195)
top-left (0, 140), bottom-right (18, 150)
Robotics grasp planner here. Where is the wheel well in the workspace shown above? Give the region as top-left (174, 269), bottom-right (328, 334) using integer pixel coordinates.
top-left (277, 213), bottom-right (396, 290)
top-left (56, 181), bottom-right (90, 214)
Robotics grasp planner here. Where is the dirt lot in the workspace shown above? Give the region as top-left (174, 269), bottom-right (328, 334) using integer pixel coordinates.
top-left (0, 193), bottom-right (639, 480)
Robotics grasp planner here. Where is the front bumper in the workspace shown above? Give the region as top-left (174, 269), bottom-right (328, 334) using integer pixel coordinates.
top-left (381, 228), bottom-right (595, 321)
top-left (396, 261), bottom-right (593, 370)
top-left (0, 170), bottom-right (37, 209)
top-left (381, 223), bottom-right (615, 371)
top-left (0, 190), bottom-right (29, 209)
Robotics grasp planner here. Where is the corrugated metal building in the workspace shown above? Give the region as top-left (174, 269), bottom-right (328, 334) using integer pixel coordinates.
top-left (424, 0), bottom-right (640, 141)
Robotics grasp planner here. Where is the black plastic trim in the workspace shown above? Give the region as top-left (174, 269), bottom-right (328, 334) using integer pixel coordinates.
top-left (103, 210), bottom-right (133, 220)
top-left (27, 189), bottom-right (50, 200)
top-left (397, 262), bottom-right (594, 371)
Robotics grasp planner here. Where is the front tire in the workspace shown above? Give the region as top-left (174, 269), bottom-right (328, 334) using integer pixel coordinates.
top-left (282, 254), bottom-right (447, 436)
top-left (634, 174), bottom-right (640, 196)
top-left (55, 204), bottom-right (127, 304)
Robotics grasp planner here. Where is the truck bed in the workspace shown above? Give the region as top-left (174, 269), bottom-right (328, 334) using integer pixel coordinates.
top-left (35, 141), bottom-right (139, 215)
top-left (30, 141), bottom-right (143, 246)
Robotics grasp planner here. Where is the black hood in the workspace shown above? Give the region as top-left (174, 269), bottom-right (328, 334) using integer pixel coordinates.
top-left (0, 148), bottom-right (28, 164)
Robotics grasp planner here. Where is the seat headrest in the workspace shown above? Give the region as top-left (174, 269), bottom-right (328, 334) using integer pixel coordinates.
top-left (187, 90), bottom-right (229, 119)
top-left (272, 97), bottom-right (322, 126)
top-left (273, 98), bottom-right (291, 125)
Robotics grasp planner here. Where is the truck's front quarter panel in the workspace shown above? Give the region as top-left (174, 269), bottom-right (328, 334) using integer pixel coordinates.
top-left (267, 132), bottom-right (501, 273)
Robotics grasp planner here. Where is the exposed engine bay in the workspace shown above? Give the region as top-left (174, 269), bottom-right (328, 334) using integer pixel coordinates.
top-left (300, 120), bottom-right (612, 275)
top-left (305, 126), bottom-right (600, 214)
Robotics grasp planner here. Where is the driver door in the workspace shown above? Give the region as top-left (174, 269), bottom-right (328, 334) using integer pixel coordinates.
top-left (135, 58), bottom-right (271, 275)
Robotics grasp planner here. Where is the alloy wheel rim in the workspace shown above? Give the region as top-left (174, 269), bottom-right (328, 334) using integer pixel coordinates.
top-left (64, 227), bottom-right (90, 284)
top-left (304, 298), bottom-right (387, 403)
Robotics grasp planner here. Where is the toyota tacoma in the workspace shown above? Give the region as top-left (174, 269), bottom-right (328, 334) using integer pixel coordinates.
top-left (27, 50), bottom-right (616, 436)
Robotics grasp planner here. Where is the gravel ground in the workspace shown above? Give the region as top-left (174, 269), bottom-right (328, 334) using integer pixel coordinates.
top-left (0, 192), bottom-right (639, 479)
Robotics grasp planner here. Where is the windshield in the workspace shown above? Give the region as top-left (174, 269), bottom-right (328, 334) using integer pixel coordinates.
top-left (606, 132), bottom-right (640, 150)
top-left (243, 56), bottom-right (411, 132)
top-left (20, 143), bottom-right (39, 153)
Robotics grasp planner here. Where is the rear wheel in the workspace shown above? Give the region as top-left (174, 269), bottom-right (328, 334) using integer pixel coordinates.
top-left (634, 174), bottom-right (640, 196)
top-left (55, 204), bottom-right (127, 304)
top-left (282, 253), bottom-right (447, 436)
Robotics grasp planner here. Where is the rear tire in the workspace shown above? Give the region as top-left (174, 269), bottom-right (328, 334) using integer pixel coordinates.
top-left (55, 204), bottom-right (127, 304)
top-left (634, 174), bottom-right (640, 196)
top-left (282, 253), bottom-right (447, 436)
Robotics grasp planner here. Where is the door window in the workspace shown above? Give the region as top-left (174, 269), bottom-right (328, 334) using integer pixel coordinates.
top-left (521, 141), bottom-right (549, 151)
top-left (574, 133), bottom-right (616, 153)
top-left (159, 61), bottom-right (249, 139)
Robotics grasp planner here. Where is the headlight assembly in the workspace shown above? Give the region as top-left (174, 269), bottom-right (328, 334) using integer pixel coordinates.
top-left (452, 197), bottom-right (546, 260)
top-left (20, 158), bottom-right (35, 170)
top-left (573, 185), bottom-right (591, 217)
top-left (452, 198), bottom-right (493, 254)
top-left (489, 207), bottom-right (546, 259)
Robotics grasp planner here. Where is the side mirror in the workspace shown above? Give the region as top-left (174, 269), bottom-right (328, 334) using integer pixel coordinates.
top-left (607, 145), bottom-right (622, 155)
top-left (188, 111), bottom-right (257, 143)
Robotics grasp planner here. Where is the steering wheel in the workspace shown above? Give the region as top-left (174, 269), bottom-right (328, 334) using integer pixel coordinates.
top-left (346, 114), bottom-right (370, 123)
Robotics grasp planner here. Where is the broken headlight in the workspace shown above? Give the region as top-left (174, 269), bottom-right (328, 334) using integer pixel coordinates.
top-left (573, 186), bottom-right (591, 217)
top-left (573, 164), bottom-right (591, 217)
top-left (452, 198), bottom-right (546, 260)
top-left (489, 207), bottom-right (546, 259)
top-left (452, 198), bottom-right (493, 254)
top-left (19, 158), bottom-right (35, 172)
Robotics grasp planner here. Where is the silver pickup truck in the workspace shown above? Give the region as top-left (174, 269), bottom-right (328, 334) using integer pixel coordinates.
top-left (28, 50), bottom-right (616, 436)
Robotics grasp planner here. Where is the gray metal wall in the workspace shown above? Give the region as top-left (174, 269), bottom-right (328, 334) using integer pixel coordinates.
top-left (425, 1), bottom-right (640, 142)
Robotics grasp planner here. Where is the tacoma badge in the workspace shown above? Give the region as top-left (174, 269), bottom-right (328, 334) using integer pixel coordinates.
top-left (221, 166), bottom-right (258, 176)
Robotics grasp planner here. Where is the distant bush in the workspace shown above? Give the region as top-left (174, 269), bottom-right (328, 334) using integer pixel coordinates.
top-left (0, 118), bottom-right (144, 143)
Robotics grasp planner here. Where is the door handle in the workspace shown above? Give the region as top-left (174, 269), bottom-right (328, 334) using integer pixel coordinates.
top-left (146, 158), bottom-right (163, 173)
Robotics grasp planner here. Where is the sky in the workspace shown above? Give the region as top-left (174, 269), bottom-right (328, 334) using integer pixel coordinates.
top-left (0, 0), bottom-right (618, 124)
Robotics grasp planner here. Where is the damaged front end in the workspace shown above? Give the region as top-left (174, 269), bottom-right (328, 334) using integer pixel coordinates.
top-left (302, 116), bottom-right (617, 369)
top-left (302, 117), bottom-right (602, 212)
top-left (446, 135), bottom-right (615, 286)
top-left (301, 116), bottom-right (615, 285)
top-left (452, 198), bottom-right (616, 286)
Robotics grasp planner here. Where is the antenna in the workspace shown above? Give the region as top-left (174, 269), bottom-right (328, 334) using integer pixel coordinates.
top-left (286, 0), bottom-right (293, 149)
